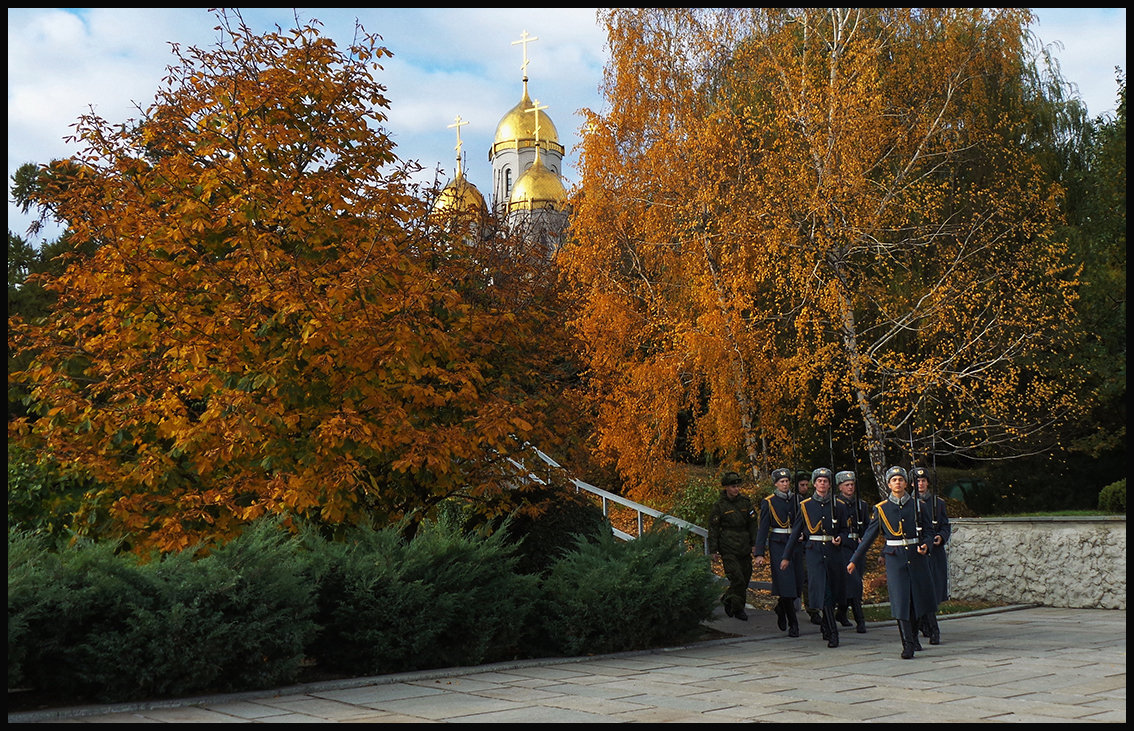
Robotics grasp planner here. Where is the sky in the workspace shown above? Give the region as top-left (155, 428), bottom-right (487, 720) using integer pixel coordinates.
top-left (7, 8), bottom-right (1127, 245)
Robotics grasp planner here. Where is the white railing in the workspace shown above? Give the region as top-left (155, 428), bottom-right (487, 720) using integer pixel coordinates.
top-left (511, 447), bottom-right (710, 554)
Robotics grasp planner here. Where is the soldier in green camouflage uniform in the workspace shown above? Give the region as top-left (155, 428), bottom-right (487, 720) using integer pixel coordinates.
top-left (708, 471), bottom-right (758, 621)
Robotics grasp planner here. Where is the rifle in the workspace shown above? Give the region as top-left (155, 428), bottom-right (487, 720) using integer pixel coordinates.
top-left (908, 425), bottom-right (924, 546)
top-left (828, 426), bottom-right (835, 476)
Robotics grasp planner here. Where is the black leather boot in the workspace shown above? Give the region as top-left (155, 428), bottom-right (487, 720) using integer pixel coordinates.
top-left (897, 619), bottom-right (916, 659)
top-left (824, 608), bottom-right (839, 648)
top-left (774, 598), bottom-right (787, 631)
top-left (925, 613), bottom-right (941, 644)
top-left (851, 598), bottom-right (867, 633)
top-left (785, 601), bottom-right (800, 637)
top-left (835, 602), bottom-right (851, 627)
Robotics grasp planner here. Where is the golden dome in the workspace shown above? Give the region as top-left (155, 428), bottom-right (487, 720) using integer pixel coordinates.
top-left (491, 90), bottom-right (564, 159)
top-left (431, 171), bottom-right (488, 219)
top-left (508, 155), bottom-right (567, 211)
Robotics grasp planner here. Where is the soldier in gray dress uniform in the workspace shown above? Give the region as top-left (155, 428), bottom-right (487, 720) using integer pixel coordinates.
top-left (912, 466), bottom-right (950, 644)
top-left (793, 470), bottom-right (821, 626)
top-left (782, 468), bottom-right (849, 648)
top-left (847, 466), bottom-right (938, 659)
top-left (835, 470), bottom-right (870, 633)
top-left (754, 468), bottom-right (803, 636)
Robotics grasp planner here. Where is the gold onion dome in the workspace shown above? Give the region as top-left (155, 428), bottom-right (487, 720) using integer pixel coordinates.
top-left (492, 89), bottom-right (561, 155)
top-left (509, 154), bottom-right (567, 211)
top-left (432, 170), bottom-right (488, 218)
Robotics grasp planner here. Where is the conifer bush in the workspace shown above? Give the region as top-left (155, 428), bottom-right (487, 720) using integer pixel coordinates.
top-left (303, 516), bottom-right (539, 676)
top-left (536, 524), bottom-right (718, 656)
top-left (8, 522), bottom-right (316, 703)
top-left (8, 533), bottom-right (161, 701)
top-left (491, 484), bottom-right (612, 576)
top-left (7, 531), bottom-right (62, 689)
top-left (133, 520), bottom-right (317, 697)
top-left (9, 513), bottom-right (720, 710)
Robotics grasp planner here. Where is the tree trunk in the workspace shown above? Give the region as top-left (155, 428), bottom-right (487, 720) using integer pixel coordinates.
top-left (838, 291), bottom-right (889, 499)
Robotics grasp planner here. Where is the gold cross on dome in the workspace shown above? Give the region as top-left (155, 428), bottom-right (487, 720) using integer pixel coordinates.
top-left (526, 99), bottom-right (549, 145)
top-left (526, 99), bottom-right (549, 162)
top-left (512, 30), bottom-right (539, 77)
top-left (448, 114), bottom-right (469, 175)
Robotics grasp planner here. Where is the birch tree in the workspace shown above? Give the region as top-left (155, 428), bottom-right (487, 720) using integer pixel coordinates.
top-left (565, 8), bottom-right (1083, 499)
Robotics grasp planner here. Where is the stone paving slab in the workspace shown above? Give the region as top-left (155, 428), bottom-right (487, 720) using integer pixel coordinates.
top-left (8, 606), bottom-right (1125, 724)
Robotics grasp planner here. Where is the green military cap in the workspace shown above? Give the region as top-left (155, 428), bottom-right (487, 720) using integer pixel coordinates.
top-left (721, 471), bottom-right (743, 486)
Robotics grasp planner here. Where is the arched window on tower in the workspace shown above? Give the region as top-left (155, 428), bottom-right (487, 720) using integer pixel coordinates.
top-left (505, 168), bottom-right (513, 199)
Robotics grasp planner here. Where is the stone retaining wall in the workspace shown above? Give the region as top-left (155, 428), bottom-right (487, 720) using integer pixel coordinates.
top-left (948, 517), bottom-right (1126, 609)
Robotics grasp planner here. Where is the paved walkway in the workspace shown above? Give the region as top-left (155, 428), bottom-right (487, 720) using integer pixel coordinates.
top-left (9, 606), bottom-right (1125, 723)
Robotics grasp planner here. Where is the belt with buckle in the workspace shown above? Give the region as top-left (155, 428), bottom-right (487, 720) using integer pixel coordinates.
top-left (809, 535), bottom-right (835, 542)
top-left (772, 528), bottom-right (791, 534)
top-left (886, 538), bottom-right (919, 547)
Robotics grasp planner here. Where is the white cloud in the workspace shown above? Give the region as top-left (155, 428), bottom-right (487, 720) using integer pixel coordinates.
top-left (7, 8), bottom-right (1124, 243)
top-left (1030, 7), bottom-right (1126, 117)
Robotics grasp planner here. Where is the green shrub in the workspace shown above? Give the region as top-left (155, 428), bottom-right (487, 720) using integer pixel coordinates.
top-left (8, 531), bottom-right (62, 689)
top-left (670, 476), bottom-right (720, 528)
top-left (6, 445), bottom-right (94, 537)
top-left (8, 521), bottom-right (316, 703)
top-left (1098, 479), bottom-right (1126, 514)
top-left (494, 485), bottom-right (612, 576)
top-left (136, 520), bottom-right (317, 696)
top-left (10, 511), bottom-right (726, 708)
top-left (536, 525), bottom-right (718, 657)
top-left (304, 516), bottom-right (539, 676)
top-left (8, 533), bottom-right (160, 700)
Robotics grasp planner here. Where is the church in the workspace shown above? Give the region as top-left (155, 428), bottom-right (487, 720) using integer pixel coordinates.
top-left (430, 30), bottom-right (569, 253)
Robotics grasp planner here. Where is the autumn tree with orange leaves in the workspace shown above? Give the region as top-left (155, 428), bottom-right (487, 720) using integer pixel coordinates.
top-left (8, 11), bottom-right (579, 552)
top-left (565, 8), bottom-right (1085, 501)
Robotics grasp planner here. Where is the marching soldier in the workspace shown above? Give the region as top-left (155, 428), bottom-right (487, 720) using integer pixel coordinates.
top-left (782, 468), bottom-right (849, 648)
top-left (754, 468), bottom-right (803, 636)
top-left (793, 470), bottom-right (821, 626)
top-left (912, 466), bottom-right (950, 644)
top-left (847, 466), bottom-right (938, 659)
top-left (708, 471), bottom-right (758, 621)
top-left (835, 470), bottom-right (870, 633)
top-left (794, 471), bottom-right (812, 499)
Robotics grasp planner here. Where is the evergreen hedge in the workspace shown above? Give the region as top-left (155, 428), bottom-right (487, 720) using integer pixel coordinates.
top-left (536, 525), bottom-right (718, 656)
top-left (303, 516), bottom-right (540, 676)
top-left (8, 521), bottom-right (316, 702)
top-left (8, 513), bottom-right (718, 708)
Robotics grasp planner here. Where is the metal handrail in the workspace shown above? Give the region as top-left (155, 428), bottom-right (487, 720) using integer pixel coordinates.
top-left (515, 447), bottom-right (710, 554)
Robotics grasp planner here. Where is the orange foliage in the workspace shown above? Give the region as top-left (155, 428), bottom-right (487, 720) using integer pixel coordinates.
top-left (564, 9), bottom-right (1083, 503)
top-left (8, 11), bottom-right (577, 552)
